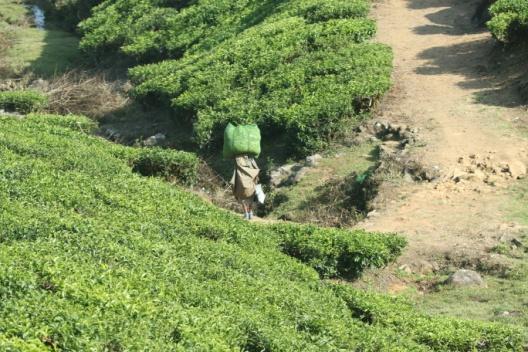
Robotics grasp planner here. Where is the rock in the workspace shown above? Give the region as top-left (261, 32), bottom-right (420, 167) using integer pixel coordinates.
top-left (496, 311), bottom-right (522, 318)
top-left (29, 78), bottom-right (49, 90)
top-left (451, 168), bottom-right (470, 183)
top-left (506, 161), bottom-right (527, 179)
top-left (373, 121), bottom-right (390, 135)
top-left (367, 210), bottom-right (378, 218)
top-left (105, 128), bottom-right (122, 141)
top-left (413, 260), bottom-right (438, 275)
top-left (445, 269), bottom-right (486, 287)
top-left (510, 237), bottom-right (523, 248)
top-left (306, 154), bottom-right (322, 167)
top-left (403, 171), bottom-right (415, 183)
top-left (293, 167), bottom-right (310, 183)
top-left (270, 164), bottom-right (302, 187)
top-left (470, 169), bottom-right (487, 181)
top-left (398, 264), bottom-right (413, 275)
top-left (143, 133), bottom-right (167, 146)
top-left (399, 260), bottom-right (438, 275)
top-left (424, 166), bottom-right (441, 181)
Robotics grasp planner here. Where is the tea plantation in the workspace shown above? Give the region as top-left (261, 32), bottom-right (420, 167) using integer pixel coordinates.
top-left (75, 0), bottom-right (392, 155)
top-left (0, 112), bottom-right (524, 350)
top-left (488, 0), bottom-right (528, 42)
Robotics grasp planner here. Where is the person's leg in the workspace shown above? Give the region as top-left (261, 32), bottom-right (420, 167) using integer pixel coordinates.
top-left (242, 201), bottom-right (250, 219)
top-left (248, 203), bottom-right (253, 220)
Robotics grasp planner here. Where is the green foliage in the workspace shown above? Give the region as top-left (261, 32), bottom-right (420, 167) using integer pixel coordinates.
top-left (0, 90), bottom-right (48, 114)
top-left (130, 146), bottom-right (200, 185)
top-left (77, 0), bottom-right (392, 156)
top-left (331, 284), bottom-right (525, 352)
top-left (488, 0), bottom-right (528, 42)
top-left (273, 224), bottom-right (406, 278)
top-left (0, 113), bottom-right (521, 349)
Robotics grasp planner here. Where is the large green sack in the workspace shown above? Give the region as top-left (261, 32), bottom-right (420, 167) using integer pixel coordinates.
top-left (223, 123), bottom-right (261, 159)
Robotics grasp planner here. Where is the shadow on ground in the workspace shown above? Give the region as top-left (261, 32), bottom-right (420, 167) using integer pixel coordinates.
top-left (406, 0), bottom-right (528, 108)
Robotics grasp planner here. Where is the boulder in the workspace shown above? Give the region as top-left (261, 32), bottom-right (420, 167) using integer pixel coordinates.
top-left (293, 167), bottom-right (310, 184)
top-left (451, 168), bottom-right (471, 183)
top-left (506, 161), bottom-right (527, 179)
top-left (445, 269), bottom-right (485, 287)
top-left (306, 154), bottom-right (322, 167)
top-left (270, 164), bottom-right (300, 187)
top-left (143, 133), bottom-right (167, 146)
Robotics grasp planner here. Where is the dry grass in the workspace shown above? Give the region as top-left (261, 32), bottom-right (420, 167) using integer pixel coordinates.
top-left (45, 70), bottom-right (128, 119)
top-left (0, 32), bottom-right (13, 77)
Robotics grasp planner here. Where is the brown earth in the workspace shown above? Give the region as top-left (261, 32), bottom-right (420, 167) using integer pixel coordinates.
top-left (357, 0), bottom-right (528, 268)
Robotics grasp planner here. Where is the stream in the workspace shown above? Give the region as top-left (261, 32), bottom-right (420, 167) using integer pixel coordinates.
top-left (30, 5), bottom-right (45, 29)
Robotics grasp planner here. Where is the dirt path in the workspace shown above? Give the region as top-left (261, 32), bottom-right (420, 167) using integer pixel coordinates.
top-left (358, 0), bottom-right (528, 265)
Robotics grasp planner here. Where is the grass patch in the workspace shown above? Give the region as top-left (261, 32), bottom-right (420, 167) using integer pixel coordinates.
top-left (6, 28), bottom-right (80, 77)
top-left (413, 181), bottom-right (528, 341)
top-left (414, 273), bottom-right (528, 341)
top-left (0, 0), bottom-right (28, 27)
top-left (268, 142), bottom-right (379, 225)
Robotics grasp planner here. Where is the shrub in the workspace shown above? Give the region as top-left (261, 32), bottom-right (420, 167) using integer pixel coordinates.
top-left (131, 147), bottom-right (200, 185)
top-left (0, 90), bottom-right (48, 114)
top-left (488, 0), bottom-right (528, 42)
top-left (331, 284), bottom-right (525, 352)
top-left (130, 18), bottom-right (391, 155)
top-left (272, 223), bottom-right (406, 278)
top-left (77, 0), bottom-right (392, 156)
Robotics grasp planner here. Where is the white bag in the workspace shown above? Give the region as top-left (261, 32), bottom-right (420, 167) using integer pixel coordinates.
top-left (255, 184), bottom-right (266, 204)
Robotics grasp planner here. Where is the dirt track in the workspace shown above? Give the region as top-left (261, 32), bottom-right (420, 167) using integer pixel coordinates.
top-left (358, 0), bottom-right (528, 264)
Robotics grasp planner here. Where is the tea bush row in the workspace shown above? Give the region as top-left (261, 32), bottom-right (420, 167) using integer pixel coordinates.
top-left (488, 0), bottom-right (528, 42)
top-left (77, 0), bottom-right (392, 156)
top-left (129, 18), bottom-right (391, 155)
top-left (0, 113), bottom-right (522, 349)
top-left (0, 91), bottom-right (48, 114)
top-left (331, 284), bottom-right (524, 352)
top-left (129, 147), bottom-right (200, 186)
top-left (78, 0), bottom-right (373, 59)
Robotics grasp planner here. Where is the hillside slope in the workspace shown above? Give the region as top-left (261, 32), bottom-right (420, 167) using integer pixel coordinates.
top-left (0, 112), bottom-right (523, 350)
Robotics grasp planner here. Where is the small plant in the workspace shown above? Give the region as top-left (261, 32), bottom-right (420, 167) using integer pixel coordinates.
top-left (0, 90), bottom-right (48, 114)
top-left (131, 147), bottom-right (200, 185)
top-left (488, 0), bottom-right (528, 43)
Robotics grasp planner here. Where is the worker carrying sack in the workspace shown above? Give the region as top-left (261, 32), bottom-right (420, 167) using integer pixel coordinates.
top-left (223, 123), bottom-right (261, 159)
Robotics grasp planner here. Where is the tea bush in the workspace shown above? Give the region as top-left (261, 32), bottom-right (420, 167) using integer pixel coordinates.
top-left (488, 0), bottom-right (528, 42)
top-left (331, 284), bottom-right (524, 351)
top-left (272, 223), bottom-right (406, 278)
top-left (78, 0), bottom-right (392, 156)
top-left (0, 90), bottom-right (48, 114)
top-left (131, 147), bottom-right (199, 185)
top-left (0, 113), bottom-right (523, 350)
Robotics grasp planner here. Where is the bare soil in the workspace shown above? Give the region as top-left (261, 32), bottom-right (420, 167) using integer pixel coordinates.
top-left (357, 0), bottom-right (528, 267)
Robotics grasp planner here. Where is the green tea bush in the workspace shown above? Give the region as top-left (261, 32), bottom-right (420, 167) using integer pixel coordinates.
top-left (331, 284), bottom-right (524, 351)
top-left (130, 18), bottom-right (391, 154)
top-left (0, 91), bottom-right (48, 114)
top-left (0, 113), bottom-right (522, 350)
top-left (131, 147), bottom-right (199, 185)
top-left (77, 0), bottom-right (392, 156)
top-left (488, 0), bottom-right (528, 42)
top-left (272, 223), bottom-right (406, 278)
